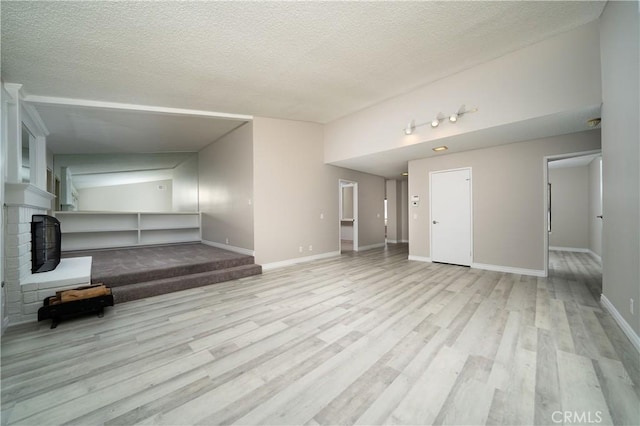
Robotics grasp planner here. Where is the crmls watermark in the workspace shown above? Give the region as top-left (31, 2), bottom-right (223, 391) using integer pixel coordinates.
top-left (552, 410), bottom-right (603, 424)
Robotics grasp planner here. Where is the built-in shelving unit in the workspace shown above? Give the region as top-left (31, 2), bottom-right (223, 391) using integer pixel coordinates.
top-left (54, 211), bottom-right (201, 251)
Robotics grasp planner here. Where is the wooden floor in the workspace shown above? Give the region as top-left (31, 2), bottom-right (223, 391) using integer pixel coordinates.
top-left (1, 245), bottom-right (638, 425)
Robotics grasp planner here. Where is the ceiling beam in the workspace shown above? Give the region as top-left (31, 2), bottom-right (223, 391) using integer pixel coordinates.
top-left (23, 95), bottom-right (253, 121)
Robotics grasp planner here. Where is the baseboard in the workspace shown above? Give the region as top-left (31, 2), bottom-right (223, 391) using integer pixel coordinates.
top-left (549, 246), bottom-right (589, 253)
top-left (549, 246), bottom-right (602, 263)
top-left (262, 251), bottom-right (340, 271)
top-left (386, 239), bottom-right (398, 244)
top-left (2, 315), bottom-right (10, 336)
top-left (471, 262), bottom-right (546, 277)
top-left (600, 294), bottom-right (640, 353)
top-left (400, 239), bottom-right (409, 243)
top-left (356, 243), bottom-right (386, 251)
top-left (588, 249), bottom-right (602, 263)
top-left (408, 255), bottom-right (432, 263)
top-left (201, 240), bottom-right (255, 257)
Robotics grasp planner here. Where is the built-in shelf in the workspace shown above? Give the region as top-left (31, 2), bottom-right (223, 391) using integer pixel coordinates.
top-left (54, 211), bottom-right (201, 251)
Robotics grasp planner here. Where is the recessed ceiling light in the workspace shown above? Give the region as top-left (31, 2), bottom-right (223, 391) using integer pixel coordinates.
top-left (587, 117), bottom-right (601, 127)
top-left (432, 146), bottom-right (448, 152)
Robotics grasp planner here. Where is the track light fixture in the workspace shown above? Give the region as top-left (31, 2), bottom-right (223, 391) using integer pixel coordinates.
top-left (404, 120), bottom-right (415, 135)
top-left (402, 105), bottom-right (478, 135)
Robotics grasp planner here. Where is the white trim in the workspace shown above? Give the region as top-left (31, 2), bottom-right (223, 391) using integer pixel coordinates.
top-left (600, 294), bottom-right (640, 353)
top-left (408, 255), bottom-right (432, 263)
top-left (262, 251), bottom-right (340, 271)
top-left (400, 239), bottom-right (409, 243)
top-left (4, 183), bottom-right (55, 209)
top-left (201, 239), bottom-right (255, 257)
top-left (471, 262), bottom-right (546, 277)
top-left (588, 249), bottom-right (602, 263)
top-left (429, 167), bottom-right (473, 267)
top-left (355, 243), bottom-right (385, 251)
top-left (3, 83), bottom-right (23, 101)
top-left (549, 247), bottom-right (602, 263)
top-left (22, 103), bottom-right (49, 136)
top-left (2, 316), bottom-right (10, 336)
top-left (549, 246), bottom-right (590, 253)
top-left (339, 179), bottom-right (358, 252)
top-left (386, 239), bottom-right (398, 244)
top-left (23, 95), bottom-right (253, 121)
top-left (543, 149), bottom-right (602, 278)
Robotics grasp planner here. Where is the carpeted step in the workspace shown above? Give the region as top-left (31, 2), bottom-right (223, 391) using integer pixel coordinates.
top-left (93, 256), bottom-right (256, 288)
top-left (111, 264), bottom-right (262, 304)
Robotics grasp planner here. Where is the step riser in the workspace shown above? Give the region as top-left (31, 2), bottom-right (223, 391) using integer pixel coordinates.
top-left (112, 265), bottom-right (262, 304)
top-left (94, 257), bottom-right (256, 287)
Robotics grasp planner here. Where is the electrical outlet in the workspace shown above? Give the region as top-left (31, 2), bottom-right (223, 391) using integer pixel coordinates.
top-left (631, 298), bottom-right (635, 315)
top-left (299, 246), bottom-right (303, 253)
top-left (308, 245), bottom-right (313, 251)
top-left (225, 238), bottom-right (229, 244)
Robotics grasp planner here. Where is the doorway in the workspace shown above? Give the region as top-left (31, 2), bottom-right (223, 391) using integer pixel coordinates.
top-left (339, 180), bottom-right (358, 253)
top-left (430, 168), bottom-right (472, 266)
top-left (544, 150), bottom-right (602, 277)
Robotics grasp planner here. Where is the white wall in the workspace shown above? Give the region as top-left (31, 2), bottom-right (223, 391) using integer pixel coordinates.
top-left (78, 179), bottom-right (173, 212)
top-left (599, 0), bottom-right (640, 336)
top-left (198, 122), bottom-right (254, 252)
top-left (549, 166), bottom-right (589, 250)
top-left (408, 130), bottom-right (601, 274)
top-left (588, 157), bottom-right (602, 257)
top-left (253, 117), bottom-right (385, 266)
top-left (172, 154), bottom-right (199, 212)
top-left (324, 22), bottom-right (601, 165)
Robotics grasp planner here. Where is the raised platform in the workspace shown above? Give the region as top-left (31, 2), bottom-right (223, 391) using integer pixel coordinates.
top-left (62, 243), bottom-right (262, 303)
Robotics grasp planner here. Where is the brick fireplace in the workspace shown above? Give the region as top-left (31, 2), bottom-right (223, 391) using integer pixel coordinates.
top-left (3, 183), bottom-right (90, 326)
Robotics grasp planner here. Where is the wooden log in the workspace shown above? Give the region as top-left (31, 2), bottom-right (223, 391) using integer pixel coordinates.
top-left (58, 284), bottom-right (111, 303)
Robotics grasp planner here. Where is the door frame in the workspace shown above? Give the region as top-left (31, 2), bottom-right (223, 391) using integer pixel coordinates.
top-left (429, 167), bottom-right (473, 265)
top-left (339, 179), bottom-right (358, 252)
top-left (543, 149), bottom-right (601, 277)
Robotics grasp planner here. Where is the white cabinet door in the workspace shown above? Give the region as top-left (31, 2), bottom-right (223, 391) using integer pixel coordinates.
top-left (430, 168), bottom-right (472, 266)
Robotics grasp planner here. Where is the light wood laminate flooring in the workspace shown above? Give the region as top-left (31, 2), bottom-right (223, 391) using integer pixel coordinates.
top-left (1, 245), bottom-right (638, 425)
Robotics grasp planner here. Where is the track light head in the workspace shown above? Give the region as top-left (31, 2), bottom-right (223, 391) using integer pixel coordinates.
top-left (430, 119), bottom-right (440, 128)
top-left (449, 113), bottom-right (458, 123)
top-left (404, 120), bottom-right (415, 135)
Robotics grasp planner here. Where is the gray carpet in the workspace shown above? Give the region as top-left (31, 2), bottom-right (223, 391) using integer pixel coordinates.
top-left (62, 243), bottom-right (262, 303)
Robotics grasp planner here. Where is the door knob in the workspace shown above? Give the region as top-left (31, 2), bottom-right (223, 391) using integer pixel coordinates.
top-left (433, 220), bottom-right (438, 224)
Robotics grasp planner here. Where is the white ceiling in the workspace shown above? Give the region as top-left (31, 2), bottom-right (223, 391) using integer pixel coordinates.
top-left (33, 103), bottom-right (246, 154)
top-left (1, 1), bottom-right (606, 177)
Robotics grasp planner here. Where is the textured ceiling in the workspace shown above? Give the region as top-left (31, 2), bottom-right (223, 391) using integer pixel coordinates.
top-left (2, 1), bottom-right (606, 123)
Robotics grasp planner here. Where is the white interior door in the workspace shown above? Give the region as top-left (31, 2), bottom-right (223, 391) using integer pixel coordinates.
top-left (430, 168), bottom-right (472, 266)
